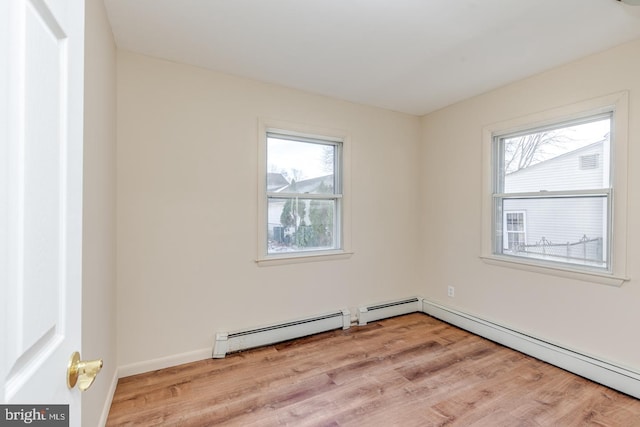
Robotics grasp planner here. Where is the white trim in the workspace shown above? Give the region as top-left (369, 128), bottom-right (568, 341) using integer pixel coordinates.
top-left (480, 255), bottom-right (628, 287)
top-left (421, 298), bottom-right (640, 399)
top-left (118, 348), bottom-right (211, 378)
top-left (494, 188), bottom-right (611, 198)
top-left (267, 192), bottom-right (344, 200)
top-left (256, 250), bottom-right (354, 266)
top-left (481, 91), bottom-right (629, 283)
top-left (97, 369), bottom-right (119, 427)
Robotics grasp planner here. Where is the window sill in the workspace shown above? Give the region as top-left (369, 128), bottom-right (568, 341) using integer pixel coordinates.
top-left (257, 250), bottom-right (354, 267)
top-left (480, 255), bottom-right (629, 287)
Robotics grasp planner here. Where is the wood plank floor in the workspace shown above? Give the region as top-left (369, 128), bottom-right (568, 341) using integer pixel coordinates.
top-left (106, 313), bottom-right (640, 426)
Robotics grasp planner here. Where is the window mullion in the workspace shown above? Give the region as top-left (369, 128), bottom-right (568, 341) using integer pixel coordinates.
top-left (267, 192), bottom-right (342, 200)
top-left (494, 189), bottom-right (611, 199)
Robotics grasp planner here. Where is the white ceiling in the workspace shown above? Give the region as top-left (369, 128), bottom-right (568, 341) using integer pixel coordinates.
top-left (104, 0), bottom-right (640, 115)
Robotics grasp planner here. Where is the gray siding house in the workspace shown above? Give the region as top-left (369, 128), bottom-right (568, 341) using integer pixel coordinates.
top-left (502, 139), bottom-right (608, 266)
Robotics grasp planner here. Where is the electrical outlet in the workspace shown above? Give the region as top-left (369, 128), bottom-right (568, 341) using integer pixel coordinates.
top-left (447, 286), bottom-right (455, 298)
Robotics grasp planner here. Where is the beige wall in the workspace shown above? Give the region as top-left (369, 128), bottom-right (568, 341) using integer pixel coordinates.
top-left (116, 34), bottom-right (640, 377)
top-left (116, 51), bottom-right (422, 367)
top-left (82, 0), bottom-right (117, 425)
top-left (420, 39), bottom-right (640, 371)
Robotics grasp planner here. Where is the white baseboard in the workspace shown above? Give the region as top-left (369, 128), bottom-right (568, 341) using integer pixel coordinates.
top-left (118, 348), bottom-right (211, 378)
top-left (98, 369), bottom-right (119, 427)
top-left (421, 298), bottom-right (640, 399)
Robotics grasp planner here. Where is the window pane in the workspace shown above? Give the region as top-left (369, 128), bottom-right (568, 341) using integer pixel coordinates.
top-left (502, 117), bottom-right (610, 192)
top-left (267, 137), bottom-right (335, 194)
top-left (505, 212), bottom-right (524, 231)
top-left (501, 196), bottom-right (607, 268)
top-left (267, 197), bottom-right (337, 253)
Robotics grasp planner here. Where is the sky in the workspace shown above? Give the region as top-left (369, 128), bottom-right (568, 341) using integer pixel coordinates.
top-left (267, 137), bottom-right (334, 181)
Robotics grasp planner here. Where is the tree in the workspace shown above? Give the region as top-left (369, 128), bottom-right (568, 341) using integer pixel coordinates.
top-left (321, 145), bottom-right (334, 173)
top-left (503, 130), bottom-right (571, 174)
top-left (280, 181), bottom-right (308, 246)
top-left (309, 201), bottom-right (333, 247)
top-left (280, 198), bottom-right (306, 230)
top-left (309, 182), bottom-right (333, 247)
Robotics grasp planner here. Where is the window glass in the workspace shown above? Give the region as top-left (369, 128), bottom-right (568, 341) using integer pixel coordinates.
top-left (493, 115), bottom-right (611, 270)
top-left (266, 132), bottom-right (342, 255)
top-left (267, 137), bottom-right (336, 194)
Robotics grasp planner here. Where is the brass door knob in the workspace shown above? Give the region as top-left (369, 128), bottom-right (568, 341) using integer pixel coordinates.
top-left (67, 351), bottom-right (103, 391)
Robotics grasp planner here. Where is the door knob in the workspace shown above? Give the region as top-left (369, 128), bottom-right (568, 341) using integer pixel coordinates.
top-left (67, 351), bottom-right (103, 391)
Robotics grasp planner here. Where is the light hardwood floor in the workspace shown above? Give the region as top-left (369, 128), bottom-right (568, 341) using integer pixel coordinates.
top-left (107, 313), bottom-right (640, 426)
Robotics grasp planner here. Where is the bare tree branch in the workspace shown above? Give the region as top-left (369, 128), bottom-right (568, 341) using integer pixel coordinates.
top-left (504, 130), bottom-right (573, 174)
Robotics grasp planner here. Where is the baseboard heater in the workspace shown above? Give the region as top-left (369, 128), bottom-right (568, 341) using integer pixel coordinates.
top-left (421, 298), bottom-right (640, 400)
top-left (212, 309), bottom-right (351, 358)
top-left (358, 297), bottom-right (423, 325)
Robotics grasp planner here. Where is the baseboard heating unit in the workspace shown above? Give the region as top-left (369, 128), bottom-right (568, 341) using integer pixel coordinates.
top-left (358, 297), bottom-right (423, 325)
top-left (212, 309), bottom-right (351, 358)
top-left (421, 298), bottom-right (640, 400)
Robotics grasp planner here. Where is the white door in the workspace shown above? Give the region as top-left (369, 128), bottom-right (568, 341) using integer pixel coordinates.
top-left (1, 0), bottom-right (85, 424)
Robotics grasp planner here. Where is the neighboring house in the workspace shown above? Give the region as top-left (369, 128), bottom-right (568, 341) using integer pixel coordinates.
top-left (280, 175), bottom-right (334, 194)
top-left (503, 140), bottom-right (608, 265)
top-left (267, 172), bottom-right (290, 192)
top-left (267, 174), bottom-right (334, 247)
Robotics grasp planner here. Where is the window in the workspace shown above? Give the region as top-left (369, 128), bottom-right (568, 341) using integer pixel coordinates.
top-left (481, 92), bottom-right (629, 285)
top-left (493, 113), bottom-right (612, 271)
top-left (493, 114), bottom-right (611, 270)
top-left (504, 211), bottom-right (526, 254)
top-left (258, 120), bottom-right (351, 264)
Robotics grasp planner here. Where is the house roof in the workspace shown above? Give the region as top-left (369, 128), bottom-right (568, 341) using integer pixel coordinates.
top-left (281, 175), bottom-right (334, 194)
top-left (267, 173), bottom-right (290, 192)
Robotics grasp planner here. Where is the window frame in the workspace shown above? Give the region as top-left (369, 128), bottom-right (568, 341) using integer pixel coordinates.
top-left (493, 113), bottom-right (613, 272)
top-left (257, 119), bottom-right (353, 266)
top-left (481, 92), bottom-right (629, 286)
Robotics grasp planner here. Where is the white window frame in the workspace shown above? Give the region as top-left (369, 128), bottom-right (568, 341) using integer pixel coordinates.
top-left (257, 119), bottom-right (352, 266)
top-left (481, 92), bottom-right (629, 286)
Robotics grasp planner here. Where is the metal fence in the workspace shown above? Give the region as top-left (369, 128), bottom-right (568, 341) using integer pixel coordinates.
top-left (514, 235), bottom-right (603, 264)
